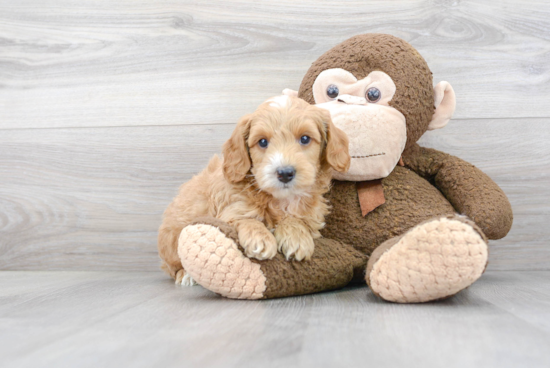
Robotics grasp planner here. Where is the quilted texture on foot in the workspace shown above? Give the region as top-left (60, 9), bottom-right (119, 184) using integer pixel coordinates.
top-left (366, 216), bottom-right (488, 303)
top-left (179, 223), bottom-right (267, 299)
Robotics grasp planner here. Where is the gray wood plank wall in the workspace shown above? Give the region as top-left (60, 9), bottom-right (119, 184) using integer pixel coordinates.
top-left (1, 0), bottom-right (549, 271)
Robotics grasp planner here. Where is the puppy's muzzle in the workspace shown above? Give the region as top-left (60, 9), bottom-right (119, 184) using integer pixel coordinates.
top-left (277, 166), bottom-right (296, 184)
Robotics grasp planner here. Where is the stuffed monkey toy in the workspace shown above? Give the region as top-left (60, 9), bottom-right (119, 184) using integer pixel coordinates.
top-left (174, 34), bottom-right (513, 303)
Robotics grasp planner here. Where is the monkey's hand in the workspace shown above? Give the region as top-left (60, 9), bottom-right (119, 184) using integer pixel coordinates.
top-left (403, 143), bottom-right (513, 239)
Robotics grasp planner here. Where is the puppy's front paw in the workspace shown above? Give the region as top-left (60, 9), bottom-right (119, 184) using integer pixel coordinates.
top-left (175, 269), bottom-right (198, 286)
top-left (238, 226), bottom-right (278, 261)
top-left (275, 222), bottom-right (314, 261)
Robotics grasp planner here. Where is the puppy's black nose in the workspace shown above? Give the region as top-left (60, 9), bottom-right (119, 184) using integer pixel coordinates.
top-left (277, 166), bottom-right (296, 184)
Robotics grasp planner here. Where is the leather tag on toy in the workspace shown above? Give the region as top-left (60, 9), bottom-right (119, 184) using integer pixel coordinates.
top-left (357, 180), bottom-right (385, 217)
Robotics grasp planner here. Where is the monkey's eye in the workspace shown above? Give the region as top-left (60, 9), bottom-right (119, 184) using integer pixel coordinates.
top-left (326, 84), bottom-right (339, 99)
top-left (366, 87), bottom-right (381, 103)
top-left (300, 135), bottom-right (311, 145)
top-left (258, 138), bottom-right (269, 148)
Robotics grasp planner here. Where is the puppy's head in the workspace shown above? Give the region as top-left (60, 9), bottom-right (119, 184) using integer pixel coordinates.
top-left (223, 95), bottom-right (350, 199)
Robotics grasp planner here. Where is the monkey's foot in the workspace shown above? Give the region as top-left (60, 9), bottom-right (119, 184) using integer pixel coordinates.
top-left (178, 218), bottom-right (267, 299)
top-left (178, 217), bottom-right (367, 299)
top-left (366, 215), bottom-right (488, 303)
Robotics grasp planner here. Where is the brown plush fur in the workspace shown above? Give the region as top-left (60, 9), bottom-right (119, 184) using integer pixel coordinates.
top-left (402, 144), bottom-right (513, 239)
top-left (322, 166), bottom-right (456, 256)
top-left (158, 96), bottom-right (350, 280)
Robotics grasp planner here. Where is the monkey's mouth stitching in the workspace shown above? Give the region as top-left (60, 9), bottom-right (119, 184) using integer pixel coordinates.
top-left (351, 153), bottom-right (386, 159)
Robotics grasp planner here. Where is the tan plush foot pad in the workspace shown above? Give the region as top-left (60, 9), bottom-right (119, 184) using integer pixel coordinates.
top-left (367, 216), bottom-right (488, 303)
top-left (179, 223), bottom-right (267, 299)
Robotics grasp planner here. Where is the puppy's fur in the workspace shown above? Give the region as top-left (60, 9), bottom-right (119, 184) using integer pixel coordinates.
top-left (158, 96), bottom-right (350, 284)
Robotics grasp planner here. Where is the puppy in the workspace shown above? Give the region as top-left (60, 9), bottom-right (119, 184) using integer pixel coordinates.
top-left (158, 95), bottom-right (350, 284)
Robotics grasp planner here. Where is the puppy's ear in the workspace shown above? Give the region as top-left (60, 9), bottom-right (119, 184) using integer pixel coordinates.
top-left (223, 114), bottom-right (252, 183)
top-left (323, 111), bottom-right (350, 173)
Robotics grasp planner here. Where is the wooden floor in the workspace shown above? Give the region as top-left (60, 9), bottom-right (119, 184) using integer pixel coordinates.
top-left (1, 270), bottom-right (549, 368)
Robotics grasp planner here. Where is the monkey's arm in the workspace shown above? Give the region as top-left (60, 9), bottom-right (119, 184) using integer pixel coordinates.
top-left (402, 143), bottom-right (513, 239)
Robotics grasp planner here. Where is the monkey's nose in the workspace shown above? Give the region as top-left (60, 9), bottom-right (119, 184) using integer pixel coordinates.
top-left (277, 166), bottom-right (296, 184)
top-left (337, 94), bottom-right (367, 105)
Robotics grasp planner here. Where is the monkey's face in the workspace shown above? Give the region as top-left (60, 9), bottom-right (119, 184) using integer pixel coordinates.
top-left (313, 68), bottom-right (407, 181)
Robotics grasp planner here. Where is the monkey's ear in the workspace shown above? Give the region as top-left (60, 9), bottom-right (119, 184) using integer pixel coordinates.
top-left (222, 114), bottom-right (252, 183)
top-left (428, 81), bottom-right (456, 130)
top-left (325, 113), bottom-right (351, 173)
top-left (282, 88), bottom-right (298, 98)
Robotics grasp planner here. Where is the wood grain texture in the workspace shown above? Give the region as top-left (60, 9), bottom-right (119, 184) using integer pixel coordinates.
top-left (1, 0), bottom-right (550, 130)
top-left (1, 271), bottom-right (550, 368)
top-left (0, 124), bottom-right (235, 271)
top-left (0, 1), bottom-right (548, 272)
top-left (0, 118), bottom-right (548, 271)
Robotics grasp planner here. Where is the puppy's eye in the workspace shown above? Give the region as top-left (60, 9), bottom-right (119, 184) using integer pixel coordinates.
top-left (258, 138), bottom-right (269, 148)
top-left (300, 135), bottom-right (311, 145)
top-left (366, 87), bottom-right (381, 103)
top-left (326, 84), bottom-right (339, 99)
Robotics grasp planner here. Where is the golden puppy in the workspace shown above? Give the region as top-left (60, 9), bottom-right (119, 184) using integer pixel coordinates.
top-left (158, 96), bottom-right (350, 284)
